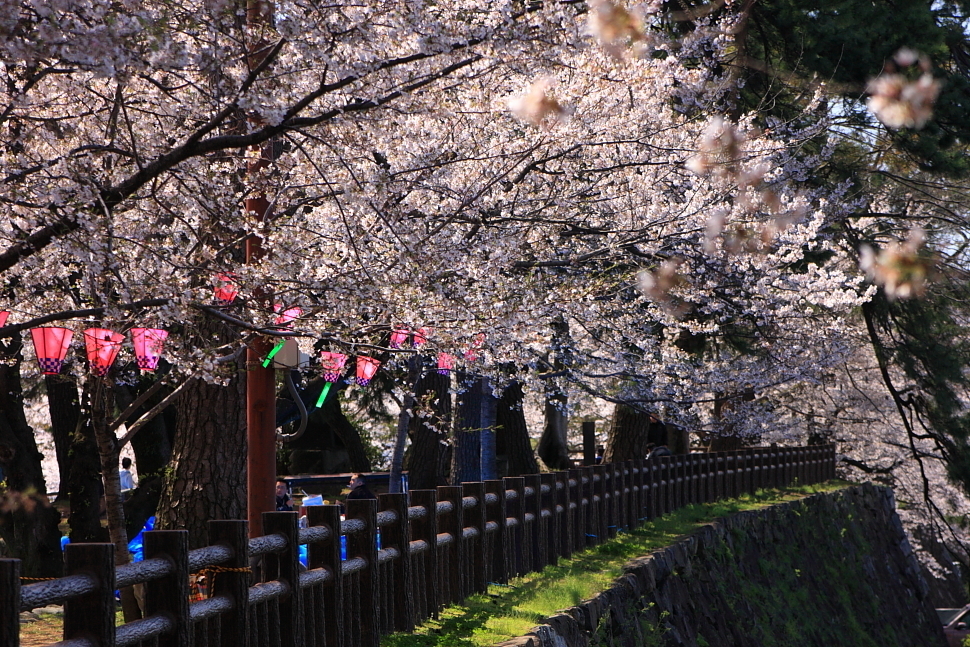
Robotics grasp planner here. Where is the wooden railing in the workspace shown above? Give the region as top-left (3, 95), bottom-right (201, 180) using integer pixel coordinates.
top-left (1, 445), bottom-right (836, 647)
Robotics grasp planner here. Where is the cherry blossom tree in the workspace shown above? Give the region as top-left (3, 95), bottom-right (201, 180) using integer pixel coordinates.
top-left (1, 0), bottom-right (960, 593)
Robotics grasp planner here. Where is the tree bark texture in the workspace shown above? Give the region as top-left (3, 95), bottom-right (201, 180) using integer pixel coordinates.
top-left (538, 392), bottom-right (571, 471)
top-left (452, 373), bottom-right (498, 484)
top-left (404, 369), bottom-right (451, 490)
top-left (156, 365), bottom-right (248, 549)
top-left (112, 365), bottom-right (175, 478)
top-left (604, 402), bottom-right (653, 462)
top-left (86, 377), bottom-right (141, 621)
top-left (388, 355), bottom-right (419, 493)
top-left (44, 374), bottom-right (74, 501)
top-left (537, 319), bottom-right (572, 471)
top-left (496, 381), bottom-right (538, 477)
top-left (0, 338), bottom-right (63, 577)
top-left (46, 373), bottom-right (106, 544)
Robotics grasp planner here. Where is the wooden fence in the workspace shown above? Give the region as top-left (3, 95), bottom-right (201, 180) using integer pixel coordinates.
top-left (1, 445), bottom-right (836, 647)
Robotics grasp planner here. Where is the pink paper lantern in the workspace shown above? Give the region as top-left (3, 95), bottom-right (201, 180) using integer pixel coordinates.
top-left (131, 328), bottom-right (168, 372)
top-left (464, 332), bottom-right (486, 362)
top-left (83, 328), bottom-right (125, 377)
top-left (355, 356), bottom-right (381, 386)
top-left (273, 304), bottom-right (302, 326)
top-left (0, 311), bottom-right (8, 328)
top-left (413, 327), bottom-right (431, 347)
top-left (319, 351), bottom-right (348, 382)
top-left (30, 327), bottom-right (74, 375)
top-left (389, 328), bottom-right (409, 348)
top-left (214, 273), bottom-right (238, 303)
top-left (437, 352), bottom-right (456, 375)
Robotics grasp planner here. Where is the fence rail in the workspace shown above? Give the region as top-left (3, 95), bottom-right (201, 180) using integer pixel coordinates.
top-left (1, 445), bottom-right (836, 647)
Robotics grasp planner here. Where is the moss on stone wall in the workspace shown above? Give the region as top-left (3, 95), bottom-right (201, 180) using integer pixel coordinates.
top-left (508, 484), bottom-right (945, 647)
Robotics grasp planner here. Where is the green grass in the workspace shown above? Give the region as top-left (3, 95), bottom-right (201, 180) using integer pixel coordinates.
top-left (382, 481), bottom-right (852, 647)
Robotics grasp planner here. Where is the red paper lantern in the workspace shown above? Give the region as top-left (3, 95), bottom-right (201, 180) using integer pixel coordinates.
top-left (214, 273), bottom-right (238, 303)
top-left (30, 327), bottom-right (74, 375)
top-left (437, 352), bottom-right (455, 375)
top-left (355, 356), bottom-right (380, 386)
top-left (389, 328), bottom-right (409, 348)
top-left (0, 311), bottom-right (8, 328)
top-left (131, 328), bottom-right (168, 372)
top-left (83, 328), bottom-right (125, 376)
top-left (319, 351), bottom-right (348, 382)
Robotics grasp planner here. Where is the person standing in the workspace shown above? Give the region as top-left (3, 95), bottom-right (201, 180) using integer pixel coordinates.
top-left (119, 457), bottom-right (135, 500)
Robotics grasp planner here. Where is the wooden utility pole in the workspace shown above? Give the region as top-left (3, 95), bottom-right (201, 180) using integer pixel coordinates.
top-left (245, 0), bottom-right (277, 537)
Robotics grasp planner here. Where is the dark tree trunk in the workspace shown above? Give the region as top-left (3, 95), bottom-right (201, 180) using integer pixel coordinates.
top-left (112, 367), bottom-right (173, 540)
top-left (86, 377), bottom-right (141, 621)
top-left (537, 392), bottom-right (571, 470)
top-left (46, 373), bottom-right (105, 544)
top-left (604, 402), bottom-right (652, 462)
top-left (496, 381), bottom-right (538, 477)
top-left (44, 374), bottom-right (74, 501)
top-left (537, 319), bottom-right (572, 471)
top-left (322, 384), bottom-right (372, 473)
top-left (0, 337), bottom-right (63, 577)
top-left (388, 356), bottom-right (419, 493)
top-left (156, 365), bottom-right (248, 548)
top-left (405, 369), bottom-right (451, 490)
top-left (112, 365), bottom-right (175, 478)
top-left (452, 373), bottom-right (498, 484)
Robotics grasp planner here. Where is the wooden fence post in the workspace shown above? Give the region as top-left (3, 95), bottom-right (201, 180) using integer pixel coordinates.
top-left (523, 474), bottom-right (545, 571)
top-left (461, 483), bottom-right (487, 595)
top-left (660, 456), bottom-right (677, 514)
top-left (591, 465), bottom-right (606, 543)
top-left (607, 463), bottom-right (619, 538)
top-left (346, 498), bottom-right (379, 647)
top-left (408, 490), bottom-right (438, 622)
top-left (698, 454), bottom-right (710, 503)
top-left (643, 459), bottom-right (656, 520)
top-left (631, 460), bottom-right (644, 526)
top-left (540, 473), bottom-right (559, 566)
top-left (436, 485), bottom-right (464, 604)
top-left (379, 492), bottom-right (414, 632)
top-left (0, 559), bottom-right (20, 647)
top-left (208, 519), bottom-right (251, 647)
top-left (554, 471), bottom-right (572, 559)
top-left (306, 506), bottom-right (343, 647)
top-left (568, 469), bottom-right (585, 554)
top-left (484, 480), bottom-right (509, 584)
top-left (63, 543), bottom-right (115, 647)
top-left (262, 511), bottom-right (304, 647)
top-left (143, 530), bottom-right (191, 647)
top-left (583, 421), bottom-right (597, 466)
top-left (742, 449), bottom-right (753, 495)
top-left (503, 478), bottom-right (526, 575)
top-left (751, 449), bottom-right (762, 492)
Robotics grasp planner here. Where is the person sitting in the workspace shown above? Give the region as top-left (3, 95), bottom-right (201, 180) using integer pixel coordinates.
top-left (276, 479), bottom-right (293, 511)
top-left (649, 444), bottom-right (673, 458)
top-left (346, 473), bottom-right (377, 501)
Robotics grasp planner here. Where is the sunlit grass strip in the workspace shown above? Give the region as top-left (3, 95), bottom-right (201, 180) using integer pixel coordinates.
top-left (381, 481), bottom-right (853, 647)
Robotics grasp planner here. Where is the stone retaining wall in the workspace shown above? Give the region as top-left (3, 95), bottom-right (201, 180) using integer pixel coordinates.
top-left (499, 484), bottom-right (945, 647)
